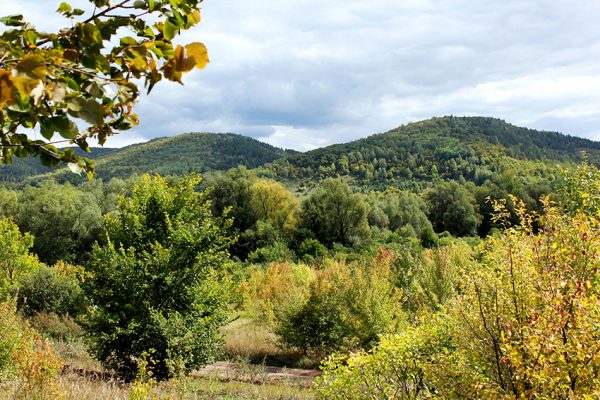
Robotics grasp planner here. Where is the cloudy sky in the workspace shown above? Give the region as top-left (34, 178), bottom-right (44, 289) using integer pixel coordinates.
top-left (5, 0), bottom-right (600, 150)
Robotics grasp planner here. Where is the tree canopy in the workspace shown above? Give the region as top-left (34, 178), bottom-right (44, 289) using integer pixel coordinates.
top-left (0, 0), bottom-right (209, 176)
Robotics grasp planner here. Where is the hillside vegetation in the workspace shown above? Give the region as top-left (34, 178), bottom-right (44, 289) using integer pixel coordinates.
top-left (9, 133), bottom-right (295, 185)
top-left (265, 116), bottom-right (600, 191)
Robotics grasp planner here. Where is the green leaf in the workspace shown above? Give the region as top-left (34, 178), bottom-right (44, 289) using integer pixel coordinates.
top-left (56, 2), bottom-right (72, 14)
top-left (72, 9), bottom-right (85, 16)
top-left (51, 115), bottom-right (79, 139)
top-left (120, 36), bottom-right (138, 46)
top-left (78, 99), bottom-right (103, 125)
top-left (148, 0), bottom-right (155, 12)
top-left (0, 15), bottom-right (24, 27)
top-left (67, 162), bottom-right (83, 175)
top-left (163, 19), bottom-right (178, 40)
top-left (40, 118), bottom-right (55, 141)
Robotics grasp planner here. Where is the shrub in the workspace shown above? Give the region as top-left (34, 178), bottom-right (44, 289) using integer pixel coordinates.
top-left (247, 242), bottom-right (294, 264)
top-left (296, 238), bottom-right (328, 263)
top-left (83, 175), bottom-right (234, 380)
top-left (277, 250), bottom-right (404, 354)
top-left (240, 262), bottom-right (314, 326)
top-left (17, 262), bottom-right (86, 317)
top-left (316, 316), bottom-right (472, 400)
top-left (0, 299), bottom-right (62, 399)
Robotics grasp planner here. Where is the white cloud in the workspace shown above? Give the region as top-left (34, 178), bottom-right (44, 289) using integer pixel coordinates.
top-left (5, 0), bottom-right (600, 149)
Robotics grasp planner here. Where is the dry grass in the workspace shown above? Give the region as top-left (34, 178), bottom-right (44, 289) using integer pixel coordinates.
top-left (0, 372), bottom-right (314, 400)
top-left (221, 318), bottom-right (317, 368)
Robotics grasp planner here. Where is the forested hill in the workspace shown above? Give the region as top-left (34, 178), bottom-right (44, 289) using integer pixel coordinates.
top-left (265, 116), bottom-right (600, 190)
top-left (4, 117), bottom-right (600, 187)
top-left (11, 133), bottom-right (295, 184)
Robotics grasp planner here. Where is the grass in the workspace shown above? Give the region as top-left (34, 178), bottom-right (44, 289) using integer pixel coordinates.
top-left (221, 318), bottom-right (319, 368)
top-left (0, 316), bottom-right (316, 399)
top-left (0, 371), bottom-right (314, 400)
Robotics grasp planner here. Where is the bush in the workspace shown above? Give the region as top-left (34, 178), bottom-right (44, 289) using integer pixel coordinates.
top-left (17, 262), bottom-right (86, 317)
top-left (296, 238), bottom-right (328, 263)
top-left (277, 250), bottom-right (404, 354)
top-left (247, 242), bottom-right (294, 264)
top-left (240, 262), bottom-right (314, 326)
top-left (0, 299), bottom-right (63, 398)
top-left (83, 175), bottom-right (234, 380)
top-left (316, 316), bottom-right (471, 400)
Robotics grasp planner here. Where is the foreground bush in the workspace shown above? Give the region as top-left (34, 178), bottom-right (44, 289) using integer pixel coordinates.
top-left (317, 199), bottom-right (600, 398)
top-left (0, 299), bottom-right (62, 398)
top-left (83, 175), bottom-right (234, 380)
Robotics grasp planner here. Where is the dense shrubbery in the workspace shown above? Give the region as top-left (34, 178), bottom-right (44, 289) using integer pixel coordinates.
top-left (0, 155), bottom-right (598, 399)
top-left (17, 262), bottom-right (86, 317)
top-left (83, 175), bottom-right (234, 380)
top-left (316, 195), bottom-right (600, 398)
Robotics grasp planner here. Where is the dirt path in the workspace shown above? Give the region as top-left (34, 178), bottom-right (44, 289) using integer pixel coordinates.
top-left (195, 361), bottom-right (322, 386)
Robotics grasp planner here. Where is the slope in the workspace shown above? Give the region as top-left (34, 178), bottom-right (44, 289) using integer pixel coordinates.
top-left (19, 132), bottom-right (295, 184)
top-left (265, 116), bottom-right (600, 191)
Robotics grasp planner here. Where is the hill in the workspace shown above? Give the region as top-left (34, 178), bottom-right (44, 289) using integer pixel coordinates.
top-left (16, 133), bottom-right (295, 184)
top-left (264, 116), bottom-right (600, 191)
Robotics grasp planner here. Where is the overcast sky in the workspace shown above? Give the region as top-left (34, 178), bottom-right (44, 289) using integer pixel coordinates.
top-left (5, 0), bottom-right (600, 150)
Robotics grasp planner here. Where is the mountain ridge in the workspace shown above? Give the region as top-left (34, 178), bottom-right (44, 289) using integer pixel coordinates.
top-left (3, 116), bottom-right (599, 186)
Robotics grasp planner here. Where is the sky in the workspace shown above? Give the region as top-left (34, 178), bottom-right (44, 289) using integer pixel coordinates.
top-left (4, 0), bottom-right (600, 151)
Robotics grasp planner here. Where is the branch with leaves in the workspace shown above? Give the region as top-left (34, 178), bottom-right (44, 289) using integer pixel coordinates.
top-left (0, 0), bottom-right (209, 177)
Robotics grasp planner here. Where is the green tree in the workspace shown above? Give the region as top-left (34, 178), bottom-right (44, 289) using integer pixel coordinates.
top-left (83, 174), bottom-right (234, 380)
top-left (424, 181), bottom-right (480, 236)
top-left (0, 186), bottom-right (19, 217)
top-left (17, 180), bottom-right (103, 264)
top-left (300, 179), bottom-right (370, 246)
top-left (0, 0), bottom-right (208, 175)
top-left (0, 217), bottom-right (39, 290)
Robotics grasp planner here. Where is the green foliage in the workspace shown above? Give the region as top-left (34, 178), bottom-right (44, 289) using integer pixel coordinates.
top-left (0, 186), bottom-right (19, 217)
top-left (20, 133), bottom-right (294, 185)
top-left (277, 251), bottom-right (403, 354)
top-left (17, 261), bottom-right (86, 317)
top-left (265, 116), bottom-right (588, 191)
top-left (296, 238), bottom-right (328, 263)
top-left (300, 179), bottom-right (370, 246)
top-left (0, 0), bottom-right (209, 175)
top-left (559, 158), bottom-right (600, 217)
top-left (247, 241), bottom-right (295, 264)
top-left (451, 198), bottom-right (600, 397)
top-left (83, 174), bottom-right (234, 380)
top-left (316, 169), bottom-right (600, 398)
top-left (316, 316), bottom-right (470, 400)
top-left (424, 180), bottom-right (480, 236)
top-left (0, 217), bottom-right (38, 290)
top-left (0, 299), bottom-right (36, 378)
top-left (367, 188), bottom-right (437, 245)
top-left (249, 179), bottom-right (299, 236)
top-left (16, 180), bottom-right (103, 264)
top-left (240, 262), bottom-right (314, 326)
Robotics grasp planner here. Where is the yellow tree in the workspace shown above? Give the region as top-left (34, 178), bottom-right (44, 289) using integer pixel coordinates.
top-left (455, 197), bottom-right (600, 398)
top-left (0, 0), bottom-right (209, 176)
top-left (249, 179), bottom-right (299, 235)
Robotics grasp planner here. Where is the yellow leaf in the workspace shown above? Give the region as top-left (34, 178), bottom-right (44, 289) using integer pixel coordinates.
top-left (15, 54), bottom-right (47, 80)
top-left (11, 75), bottom-right (39, 98)
top-left (0, 71), bottom-right (16, 106)
top-left (185, 42), bottom-right (209, 70)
